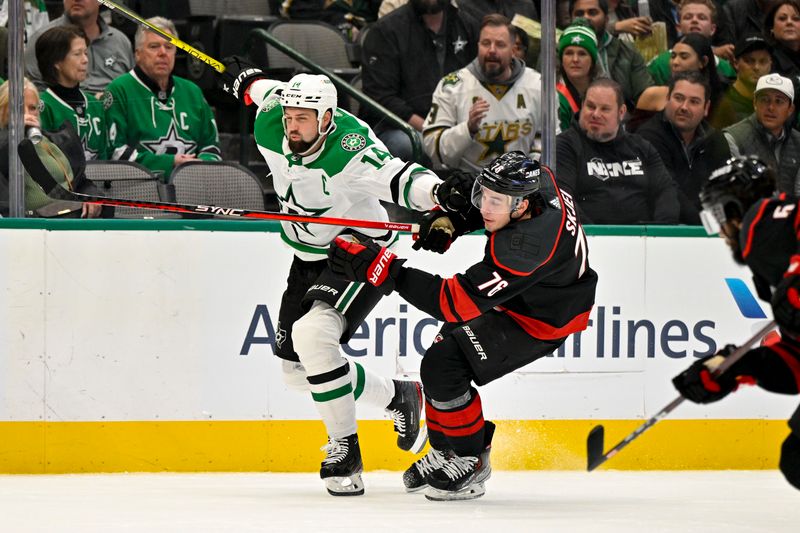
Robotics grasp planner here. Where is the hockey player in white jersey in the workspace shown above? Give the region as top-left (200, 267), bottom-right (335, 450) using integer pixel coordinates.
top-left (218, 58), bottom-right (473, 496)
top-left (422, 14), bottom-right (557, 173)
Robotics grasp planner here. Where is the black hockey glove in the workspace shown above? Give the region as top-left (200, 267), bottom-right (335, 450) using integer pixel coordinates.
top-left (412, 208), bottom-right (469, 253)
top-left (434, 171), bottom-right (475, 213)
top-left (772, 256), bottom-right (800, 337)
top-left (672, 344), bottom-right (739, 404)
top-left (327, 236), bottom-right (406, 295)
top-left (218, 56), bottom-right (267, 103)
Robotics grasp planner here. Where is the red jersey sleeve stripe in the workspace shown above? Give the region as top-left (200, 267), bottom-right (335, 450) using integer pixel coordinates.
top-left (490, 167), bottom-right (565, 277)
top-left (438, 282), bottom-right (459, 322)
top-left (742, 200), bottom-right (772, 259)
top-left (768, 343), bottom-right (800, 393)
top-left (500, 307), bottom-right (593, 340)
top-left (443, 277), bottom-right (481, 322)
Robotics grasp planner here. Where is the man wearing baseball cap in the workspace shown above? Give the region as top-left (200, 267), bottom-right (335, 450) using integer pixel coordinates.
top-left (710, 35), bottom-right (773, 129)
top-left (723, 73), bottom-right (800, 194)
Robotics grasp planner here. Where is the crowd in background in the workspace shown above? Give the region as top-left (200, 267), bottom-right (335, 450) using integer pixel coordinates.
top-left (0, 0), bottom-right (798, 224)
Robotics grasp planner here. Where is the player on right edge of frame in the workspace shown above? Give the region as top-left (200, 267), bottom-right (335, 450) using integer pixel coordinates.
top-left (672, 156), bottom-right (800, 491)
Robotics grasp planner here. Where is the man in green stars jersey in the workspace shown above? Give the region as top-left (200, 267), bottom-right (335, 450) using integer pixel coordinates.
top-left (103, 17), bottom-right (220, 177)
top-left (217, 57), bottom-right (474, 496)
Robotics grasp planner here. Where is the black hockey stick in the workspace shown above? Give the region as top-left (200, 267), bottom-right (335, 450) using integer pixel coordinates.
top-left (586, 319), bottom-right (776, 471)
top-left (17, 139), bottom-right (419, 232)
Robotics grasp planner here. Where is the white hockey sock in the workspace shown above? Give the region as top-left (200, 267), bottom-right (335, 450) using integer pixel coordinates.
top-left (350, 361), bottom-right (395, 409)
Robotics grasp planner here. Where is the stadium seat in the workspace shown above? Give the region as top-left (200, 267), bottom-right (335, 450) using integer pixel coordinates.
top-left (84, 160), bottom-right (176, 219)
top-left (266, 20), bottom-right (360, 80)
top-left (170, 161), bottom-right (267, 214)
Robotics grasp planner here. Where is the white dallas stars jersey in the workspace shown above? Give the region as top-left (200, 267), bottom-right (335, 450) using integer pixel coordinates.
top-left (422, 66), bottom-right (556, 172)
top-left (248, 80), bottom-right (441, 261)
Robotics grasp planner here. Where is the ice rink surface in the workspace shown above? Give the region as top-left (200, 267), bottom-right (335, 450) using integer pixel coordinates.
top-left (0, 471), bottom-right (795, 532)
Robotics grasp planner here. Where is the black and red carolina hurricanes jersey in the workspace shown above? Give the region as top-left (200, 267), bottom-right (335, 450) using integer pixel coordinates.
top-left (395, 167), bottom-right (598, 341)
top-left (734, 194), bottom-right (800, 394)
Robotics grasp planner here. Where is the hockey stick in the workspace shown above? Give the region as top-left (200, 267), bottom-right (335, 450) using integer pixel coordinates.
top-left (97, 0), bottom-right (225, 73)
top-left (586, 319), bottom-right (776, 471)
top-left (17, 139), bottom-right (419, 232)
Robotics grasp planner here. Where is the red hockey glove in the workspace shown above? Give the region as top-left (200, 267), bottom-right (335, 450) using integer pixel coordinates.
top-left (434, 171), bottom-right (475, 213)
top-left (219, 56), bottom-right (267, 104)
top-left (772, 255), bottom-right (800, 337)
top-left (672, 345), bottom-right (740, 403)
top-left (328, 237), bottom-right (405, 295)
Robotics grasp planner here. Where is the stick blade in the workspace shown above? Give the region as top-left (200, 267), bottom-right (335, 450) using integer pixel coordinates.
top-left (586, 424), bottom-right (605, 471)
top-left (17, 138), bottom-right (74, 200)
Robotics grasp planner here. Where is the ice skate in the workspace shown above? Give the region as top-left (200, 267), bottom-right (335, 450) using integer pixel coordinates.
top-left (425, 422), bottom-right (494, 501)
top-left (386, 379), bottom-right (427, 453)
top-left (402, 447), bottom-right (449, 492)
top-left (320, 434), bottom-right (364, 496)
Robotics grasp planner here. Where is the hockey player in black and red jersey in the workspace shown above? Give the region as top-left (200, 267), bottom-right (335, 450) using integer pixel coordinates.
top-left (672, 155), bottom-right (800, 491)
top-left (327, 151), bottom-right (599, 500)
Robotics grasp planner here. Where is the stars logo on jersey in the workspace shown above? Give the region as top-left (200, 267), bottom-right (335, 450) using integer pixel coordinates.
top-left (442, 72), bottom-right (461, 87)
top-left (453, 36), bottom-right (467, 54)
top-left (105, 57), bottom-right (116, 67)
top-left (261, 98), bottom-right (279, 113)
top-left (277, 183), bottom-right (332, 243)
top-left (341, 133), bottom-right (366, 152)
top-left (140, 122), bottom-right (197, 156)
top-left (102, 91), bottom-right (114, 111)
top-left (477, 127), bottom-right (511, 162)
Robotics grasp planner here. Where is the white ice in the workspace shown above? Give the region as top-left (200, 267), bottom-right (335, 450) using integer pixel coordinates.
top-left (0, 471), bottom-right (795, 532)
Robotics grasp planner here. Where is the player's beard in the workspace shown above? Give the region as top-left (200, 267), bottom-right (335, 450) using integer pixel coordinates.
top-left (288, 138), bottom-right (316, 154)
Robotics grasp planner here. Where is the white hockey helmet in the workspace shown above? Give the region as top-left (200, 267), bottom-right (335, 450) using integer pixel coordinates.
top-left (280, 73), bottom-right (338, 136)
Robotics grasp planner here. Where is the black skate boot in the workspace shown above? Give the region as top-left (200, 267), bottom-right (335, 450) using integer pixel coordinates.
top-left (425, 421), bottom-right (495, 501)
top-left (386, 379), bottom-right (427, 453)
top-left (320, 434), bottom-right (364, 496)
top-left (402, 447), bottom-right (449, 492)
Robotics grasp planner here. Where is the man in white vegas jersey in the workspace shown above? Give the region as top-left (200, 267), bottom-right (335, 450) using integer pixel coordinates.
top-left (422, 14), bottom-right (557, 173)
top-left (218, 62), bottom-right (473, 496)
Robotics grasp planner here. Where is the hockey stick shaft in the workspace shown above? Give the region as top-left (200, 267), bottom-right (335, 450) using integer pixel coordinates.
top-left (587, 319), bottom-right (776, 471)
top-left (97, 0), bottom-right (225, 73)
top-left (17, 139), bottom-right (419, 232)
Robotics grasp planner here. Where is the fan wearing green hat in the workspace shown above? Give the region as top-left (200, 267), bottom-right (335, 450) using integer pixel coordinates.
top-left (557, 20), bottom-right (600, 131)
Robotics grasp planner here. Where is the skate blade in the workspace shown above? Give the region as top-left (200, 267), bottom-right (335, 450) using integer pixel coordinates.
top-left (424, 482), bottom-right (485, 501)
top-left (408, 423), bottom-right (428, 454)
top-left (404, 483), bottom-right (428, 494)
top-left (324, 473), bottom-right (365, 496)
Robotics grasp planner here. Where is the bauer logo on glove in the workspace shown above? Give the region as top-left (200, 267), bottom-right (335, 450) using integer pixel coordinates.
top-left (328, 237), bottom-right (406, 295)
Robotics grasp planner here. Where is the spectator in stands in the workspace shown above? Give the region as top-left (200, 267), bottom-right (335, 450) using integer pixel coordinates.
top-left (638, 71), bottom-right (731, 224)
top-left (361, 0), bottom-right (478, 162)
top-left (422, 14), bottom-right (552, 172)
top-left (281, 0), bottom-right (381, 26)
top-left (557, 19), bottom-right (600, 131)
top-left (648, 1), bottom-right (736, 85)
top-left (0, 78), bottom-right (101, 218)
top-left (723, 73), bottom-right (800, 194)
top-left (512, 24), bottom-right (530, 62)
top-left (457, 0), bottom-right (539, 24)
top-left (719, 0), bottom-right (783, 48)
top-left (569, 0), bottom-right (654, 109)
top-left (104, 17), bottom-right (221, 178)
top-left (36, 25), bottom-right (108, 161)
top-left (710, 35), bottom-right (773, 129)
top-left (556, 78), bottom-right (680, 224)
top-left (605, 0), bottom-right (652, 38)
top-left (0, 0), bottom-right (49, 44)
top-left (634, 33), bottom-right (727, 129)
top-left (765, 0), bottom-right (800, 91)
top-left (25, 0), bottom-right (134, 93)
